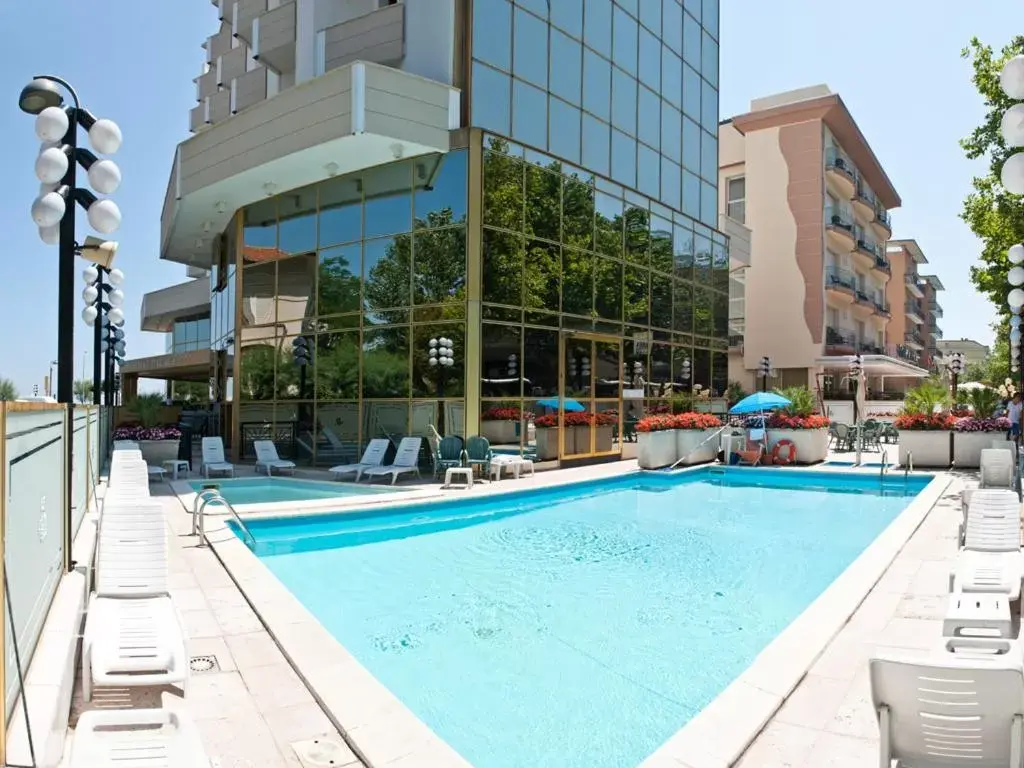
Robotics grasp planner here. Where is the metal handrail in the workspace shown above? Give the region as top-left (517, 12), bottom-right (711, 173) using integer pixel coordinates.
top-left (667, 425), bottom-right (731, 470)
top-left (195, 491), bottom-right (257, 551)
top-left (880, 449), bottom-right (888, 478)
top-left (192, 488), bottom-right (222, 534)
top-left (906, 451), bottom-right (913, 478)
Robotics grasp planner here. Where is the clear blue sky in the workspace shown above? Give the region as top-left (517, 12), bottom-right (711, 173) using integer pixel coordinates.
top-left (0, 1), bottom-right (1008, 396)
top-left (720, 0), bottom-right (1010, 352)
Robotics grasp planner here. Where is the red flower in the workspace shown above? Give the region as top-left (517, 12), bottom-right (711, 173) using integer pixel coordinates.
top-left (893, 412), bottom-right (956, 431)
top-left (482, 406), bottom-right (524, 421)
top-left (672, 412), bottom-right (723, 430)
top-left (636, 415), bottom-right (676, 433)
top-left (765, 414), bottom-right (829, 430)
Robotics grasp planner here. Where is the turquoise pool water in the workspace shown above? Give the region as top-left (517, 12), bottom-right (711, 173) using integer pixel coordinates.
top-left (243, 468), bottom-right (931, 768)
top-left (187, 477), bottom-right (396, 505)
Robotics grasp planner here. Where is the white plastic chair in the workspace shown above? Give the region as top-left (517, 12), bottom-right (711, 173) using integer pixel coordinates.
top-left (201, 436), bottom-right (235, 478)
top-left (981, 448), bottom-right (1017, 490)
top-left (870, 649), bottom-right (1024, 768)
top-left (330, 438), bottom-right (389, 481)
top-left (361, 437), bottom-right (423, 485)
top-left (253, 439), bottom-right (296, 476)
top-left (72, 694), bottom-right (210, 767)
top-left (951, 490), bottom-right (1024, 599)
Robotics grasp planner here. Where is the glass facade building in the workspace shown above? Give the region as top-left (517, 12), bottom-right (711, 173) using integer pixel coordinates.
top-left (208, 0), bottom-right (728, 466)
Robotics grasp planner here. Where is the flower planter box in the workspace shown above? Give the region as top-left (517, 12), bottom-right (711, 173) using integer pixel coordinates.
top-left (675, 428), bottom-right (718, 465)
top-left (594, 425), bottom-right (614, 453)
top-left (765, 429), bottom-right (829, 464)
top-left (638, 430), bottom-right (678, 469)
top-left (138, 439), bottom-right (181, 465)
top-left (481, 420), bottom-right (518, 446)
top-left (536, 427), bottom-right (569, 460)
top-left (953, 432), bottom-right (1005, 469)
top-left (898, 431), bottom-right (951, 468)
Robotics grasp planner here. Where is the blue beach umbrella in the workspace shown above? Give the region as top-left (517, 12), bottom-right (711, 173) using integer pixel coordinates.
top-left (729, 391), bottom-right (792, 415)
top-left (535, 397), bottom-right (585, 412)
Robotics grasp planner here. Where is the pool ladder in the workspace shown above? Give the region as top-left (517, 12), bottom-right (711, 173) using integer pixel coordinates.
top-left (879, 449), bottom-right (888, 479)
top-left (192, 488), bottom-right (257, 550)
top-left (668, 425), bottom-right (730, 470)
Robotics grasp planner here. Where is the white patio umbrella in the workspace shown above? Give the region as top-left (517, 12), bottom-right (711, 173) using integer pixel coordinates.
top-left (958, 381), bottom-right (990, 391)
top-left (855, 367), bottom-right (868, 465)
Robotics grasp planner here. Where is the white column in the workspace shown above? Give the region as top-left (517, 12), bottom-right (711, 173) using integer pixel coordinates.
top-left (294, 0), bottom-right (316, 84)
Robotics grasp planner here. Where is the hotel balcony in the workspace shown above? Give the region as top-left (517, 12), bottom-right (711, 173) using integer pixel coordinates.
top-left (905, 298), bottom-right (925, 325)
top-left (894, 344), bottom-right (921, 365)
top-left (852, 178), bottom-right (876, 223)
top-left (206, 23), bottom-right (234, 63)
top-left (904, 330), bottom-right (925, 349)
top-left (232, 0), bottom-right (266, 46)
top-left (905, 272), bottom-right (925, 299)
top-left (852, 290), bottom-right (875, 318)
top-left (929, 300), bottom-right (944, 318)
top-left (930, 322), bottom-right (943, 340)
top-left (872, 205), bottom-right (892, 240)
top-left (858, 341), bottom-right (885, 355)
top-left (318, 2), bottom-right (405, 73)
top-left (825, 206), bottom-right (856, 252)
top-left (140, 278), bottom-right (211, 333)
top-left (825, 266), bottom-right (855, 303)
top-left (231, 66), bottom-right (271, 114)
top-left (873, 299), bottom-right (891, 319)
top-left (217, 45), bottom-right (249, 86)
top-left (195, 69), bottom-right (218, 101)
top-left (161, 60), bottom-right (461, 268)
top-left (871, 251), bottom-right (891, 278)
top-left (719, 213), bottom-right (751, 269)
top-left (825, 326), bottom-right (858, 355)
top-left (728, 333), bottom-right (744, 352)
top-left (852, 228), bottom-right (882, 272)
top-left (825, 147), bottom-right (856, 198)
top-left (189, 102), bottom-right (208, 133)
top-left (253, 0), bottom-right (296, 74)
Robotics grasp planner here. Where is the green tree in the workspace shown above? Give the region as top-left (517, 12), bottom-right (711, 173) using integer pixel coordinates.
top-left (961, 36), bottom-right (1024, 325)
top-left (73, 378), bottom-right (93, 404)
top-left (0, 378), bottom-right (17, 401)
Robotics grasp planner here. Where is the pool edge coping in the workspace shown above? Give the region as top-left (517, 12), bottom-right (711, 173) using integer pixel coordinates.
top-left (636, 470), bottom-right (953, 768)
top-left (195, 466), bottom-right (949, 768)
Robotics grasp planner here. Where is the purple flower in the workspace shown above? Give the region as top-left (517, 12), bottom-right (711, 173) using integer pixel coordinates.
top-left (953, 417), bottom-right (1012, 433)
top-left (113, 426), bottom-right (182, 441)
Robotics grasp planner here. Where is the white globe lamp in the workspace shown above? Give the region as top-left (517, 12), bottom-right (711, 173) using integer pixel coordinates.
top-left (108, 268), bottom-right (124, 287)
top-left (108, 289), bottom-right (124, 308)
top-left (1001, 152), bottom-right (1024, 195)
top-left (1002, 104), bottom-right (1024, 148)
top-left (38, 225), bottom-right (59, 245)
top-left (34, 106), bottom-right (68, 142)
top-left (1010, 266), bottom-right (1024, 287)
top-left (88, 119), bottom-right (122, 154)
top-left (81, 305), bottom-right (98, 326)
top-left (34, 146), bottom-right (68, 184)
top-left (1001, 55), bottom-right (1024, 100)
top-left (87, 159), bottom-right (121, 194)
top-left (82, 285), bottom-right (98, 305)
top-left (31, 191), bottom-right (65, 227)
top-left (1011, 288), bottom-right (1024, 311)
top-left (86, 199), bottom-right (121, 234)
top-left (107, 307), bottom-right (125, 326)
top-left (82, 265), bottom-right (98, 285)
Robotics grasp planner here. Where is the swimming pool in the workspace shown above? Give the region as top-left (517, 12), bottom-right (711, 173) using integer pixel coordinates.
top-left (242, 468), bottom-right (931, 768)
top-left (187, 477), bottom-right (397, 505)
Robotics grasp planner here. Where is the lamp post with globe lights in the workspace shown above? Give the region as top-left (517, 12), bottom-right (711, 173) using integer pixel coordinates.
top-left (81, 265), bottom-right (124, 404)
top-left (19, 76), bottom-right (122, 406)
top-left (428, 337), bottom-right (455, 434)
top-left (849, 353), bottom-right (864, 464)
top-left (758, 356), bottom-right (772, 392)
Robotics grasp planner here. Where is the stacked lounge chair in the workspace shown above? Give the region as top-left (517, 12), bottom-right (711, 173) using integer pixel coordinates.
top-left (73, 445), bottom-right (210, 767)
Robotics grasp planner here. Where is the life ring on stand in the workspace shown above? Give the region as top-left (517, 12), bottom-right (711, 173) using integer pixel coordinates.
top-left (772, 439), bottom-right (797, 465)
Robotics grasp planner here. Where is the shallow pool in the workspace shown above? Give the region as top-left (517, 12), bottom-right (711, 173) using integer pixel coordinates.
top-left (244, 468), bottom-right (931, 768)
top-left (187, 477), bottom-right (397, 505)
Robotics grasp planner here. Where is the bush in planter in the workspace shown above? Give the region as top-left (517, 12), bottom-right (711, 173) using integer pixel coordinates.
top-left (953, 416), bottom-right (1012, 433)
top-left (766, 414), bottom-right (830, 430)
top-left (894, 413), bottom-right (956, 431)
top-left (480, 405), bottom-right (530, 444)
top-left (773, 386), bottom-right (817, 417)
top-left (481, 405), bottom-right (529, 422)
top-left (673, 412), bottom-right (723, 430)
top-left (124, 392), bottom-right (166, 428)
top-left (636, 414), bottom-right (676, 432)
top-left (112, 426), bottom-right (182, 442)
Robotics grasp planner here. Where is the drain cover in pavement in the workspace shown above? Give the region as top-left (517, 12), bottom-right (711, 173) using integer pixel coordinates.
top-left (292, 739), bottom-right (353, 766)
top-left (189, 655), bottom-right (221, 673)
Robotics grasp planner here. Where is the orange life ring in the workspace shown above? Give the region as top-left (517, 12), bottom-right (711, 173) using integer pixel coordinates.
top-left (772, 439), bottom-right (797, 465)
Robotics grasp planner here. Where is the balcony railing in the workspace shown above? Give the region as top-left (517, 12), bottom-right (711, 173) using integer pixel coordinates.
top-left (825, 266), bottom-right (855, 291)
top-left (874, 254), bottom-right (891, 273)
top-left (826, 326), bottom-right (857, 348)
top-left (855, 289), bottom-right (873, 305)
top-left (873, 299), bottom-right (891, 317)
top-left (929, 301), bottom-right (944, 317)
top-left (826, 205), bottom-right (855, 232)
top-left (858, 341), bottom-right (884, 355)
top-left (854, 228), bottom-right (882, 258)
top-left (905, 330), bottom-right (924, 346)
top-left (875, 206), bottom-right (891, 230)
top-left (728, 334), bottom-right (744, 350)
top-left (905, 273), bottom-right (920, 287)
top-left (894, 344), bottom-right (921, 363)
top-left (825, 147), bottom-right (855, 178)
top-left (855, 178), bottom-right (876, 207)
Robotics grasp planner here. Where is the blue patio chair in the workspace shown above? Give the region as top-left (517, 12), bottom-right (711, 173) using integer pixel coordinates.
top-left (464, 435), bottom-right (493, 478)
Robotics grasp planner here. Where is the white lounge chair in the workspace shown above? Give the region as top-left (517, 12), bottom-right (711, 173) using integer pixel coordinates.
top-left (870, 649), bottom-right (1024, 767)
top-left (981, 448), bottom-right (1017, 489)
top-left (361, 437), bottom-right (423, 485)
top-left (958, 489), bottom-right (1021, 545)
top-left (253, 439), bottom-right (296, 476)
top-left (330, 438), bottom-right (389, 481)
top-left (201, 436), bottom-right (235, 478)
top-left (72, 694), bottom-right (211, 767)
top-left (951, 492), bottom-right (1024, 599)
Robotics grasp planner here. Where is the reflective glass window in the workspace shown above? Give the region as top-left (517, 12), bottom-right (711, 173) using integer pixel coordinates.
top-left (610, 128), bottom-right (636, 188)
top-left (673, 222), bottom-right (694, 276)
top-left (581, 114), bottom-right (611, 177)
top-left (517, 0), bottom-right (548, 18)
top-left (637, 143), bottom-right (659, 198)
top-left (472, 63), bottom-right (511, 134)
top-left (481, 323), bottom-right (522, 398)
top-left (650, 215), bottom-right (673, 273)
top-left (414, 150), bottom-right (467, 228)
top-left (317, 244), bottom-right (361, 316)
top-left (512, 79), bottom-right (549, 150)
top-left (275, 252), bottom-right (316, 325)
top-left (624, 265), bottom-right (648, 324)
top-left (318, 176), bottom-right (361, 247)
top-left (550, 0), bottom-right (583, 37)
top-left (243, 199), bottom-right (277, 252)
top-left (683, 63), bottom-right (701, 120)
top-left (682, 10), bottom-right (701, 69)
top-left (413, 323), bottom-right (465, 397)
top-left (661, 102), bottom-right (681, 162)
top-left (363, 166), bottom-right (412, 239)
top-left (703, 0), bottom-right (719, 38)
top-left (278, 185), bottom-right (317, 257)
top-left (238, 341), bottom-right (277, 401)
top-left (474, 0), bottom-right (512, 70)
top-left (563, 175), bottom-right (595, 250)
top-left (483, 228), bottom-right (524, 305)
top-left (673, 279), bottom-right (692, 332)
top-left (638, 27), bottom-right (661, 90)
top-left (651, 272), bottom-right (672, 329)
top-left (582, 49), bottom-right (611, 121)
top-left (363, 236), bottom-right (411, 313)
top-left (700, 179), bottom-right (717, 226)
top-left (701, 78), bottom-right (718, 132)
top-left (483, 148), bottom-right (524, 231)
top-left (663, 0), bottom-right (682, 53)
top-left (550, 28), bottom-right (582, 105)
top-left (562, 248), bottom-right (594, 316)
top-left (662, 46), bottom-right (682, 108)
top-left (413, 227), bottom-right (466, 305)
top-left (513, 7), bottom-right (548, 87)
top-left (611, 67), bottom-right (637, 135)
top-left (594, 191), bottom-right (623, 259)
top-left (361, 327), bottom-right (409, 398)
top-left (241, 263), bottom-right (276, 326)
top-left (524, 327), bottom-right (559, 396)
top-left (640, 0), bottom-right (662, 34)
top-left (525, 164), bottom-right (561, 241)
top-left (624, 202), bottom-right (649, 265)
top-left (682, 115), bottom-right (700, 172)
top-left (315, 331), bottom-right (359, 399)
top-left (700, 130), bottom-right (717, 182)
top-left (617, 0), bottom-right (638, 17)
top-left (524, 240), bottom-right (560, 311)
top-left (692, 347), bottom-right (710, 390)
top-left (549, 97), bottom-right (582, 165)
top-left (594, 257), bottom-right (623, 321)
top-left (660, 156), bottom-right (681, 210)
top-left (701, 30), bottom-right (718, 87)
top-left (693, 286), bottom-right (713, 335)
top-left (637, 86), bottom-right (660, 150)
top-left (713, 290), bottom-right (727, 337)
top-left (683, 0), bottom-right (701, 24)
top-left (682, 170), bottom-right (700, 219)
top-left (584, 0), bottom-right (612, 57)
top-left (612, 6), bottom-right (638, 76)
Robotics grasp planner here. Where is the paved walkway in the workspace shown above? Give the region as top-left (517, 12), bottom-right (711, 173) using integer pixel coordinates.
top-left (70, 485), bottom-right (365, 768)
top-left (735, 474), bottom-right (963, 766)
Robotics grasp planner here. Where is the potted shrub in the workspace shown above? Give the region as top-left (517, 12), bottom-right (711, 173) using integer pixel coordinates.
top-left (762, 386), bottom-right (830, 464)
top-left (534, 414), bottom-right (567, 460)
top-left (118, 393), bottom-right (181, 465)
top-left (480, 405), bottom-right (522, 445)
top-left (673, 412), bottom-right (723, 465)
top-left (896, 379), bottom-right (954, 467)
top-left (953, 416), bottom-right (1012, 468)
top-left (636, 414), bottom-right (678, 469)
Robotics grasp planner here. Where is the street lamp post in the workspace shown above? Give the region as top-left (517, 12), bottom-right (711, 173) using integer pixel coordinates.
top-left (19, 76), bottom-right (123, 405)
top-left (947, 352), bottom-right (965, 467)
top-left (849, 353), bottom-right (863, 465)
top-left (429, 337), bottom-right (454, 434)
top-left (758, 356), bottom-right (772, 392)
top-left (82, 265), bottom-right (125, 404)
